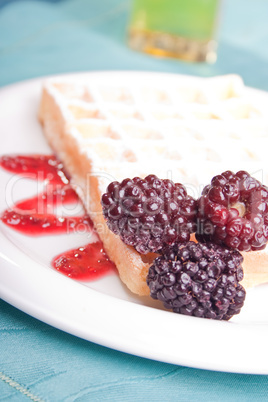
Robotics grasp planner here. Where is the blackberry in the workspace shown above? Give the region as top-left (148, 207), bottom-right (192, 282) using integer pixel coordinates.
top-left (147, 241), bottom-right (246, 320)
top-left (196, 170), bottom-right (268, 251)
top-left (101, 175), bottom-right (197, 254)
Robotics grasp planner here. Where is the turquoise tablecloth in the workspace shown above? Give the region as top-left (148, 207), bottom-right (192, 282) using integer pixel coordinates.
top-left (1, 0), bottom-right (268, 400)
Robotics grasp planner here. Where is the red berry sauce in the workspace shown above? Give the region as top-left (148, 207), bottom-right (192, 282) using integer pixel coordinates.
top-left (53, 241), bottom-right (116, 280)
top-left (15, 185), bottom-right (79, 213)
top-left (0, 154), bottom-right (68, 184)
top-left (0, 154), bottom-right (116, 281)
top-left (0, 154), bottom-right (90, 235)
top-left (1, 209), bottom-right (93, 236)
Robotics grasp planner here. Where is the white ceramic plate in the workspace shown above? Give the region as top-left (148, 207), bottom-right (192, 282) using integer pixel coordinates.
top-left (1, 72), bottom-right (268, 375)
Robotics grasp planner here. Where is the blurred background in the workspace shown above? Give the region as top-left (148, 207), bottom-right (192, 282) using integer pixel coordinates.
top-left (0, 0), bottom-right (268, 90)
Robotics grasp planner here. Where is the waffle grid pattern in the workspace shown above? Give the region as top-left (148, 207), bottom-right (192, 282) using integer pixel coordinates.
top-left (45, 74), bottom-right (268, 196)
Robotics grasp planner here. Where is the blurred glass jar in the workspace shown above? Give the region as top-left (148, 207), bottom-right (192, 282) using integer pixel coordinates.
top-left (128, 0), bottom-right (220, 63)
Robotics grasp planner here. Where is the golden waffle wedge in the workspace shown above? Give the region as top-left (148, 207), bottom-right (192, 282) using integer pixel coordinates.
top-left (39, 73), bottom-right (268, 294)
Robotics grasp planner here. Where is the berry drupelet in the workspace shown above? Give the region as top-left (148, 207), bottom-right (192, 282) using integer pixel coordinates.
top-left (101, 175), bottom-right (197, 254)
top-left (147, 241), bottom-right (246, 320)
top-left (196, 170), bottom-right (268, 252)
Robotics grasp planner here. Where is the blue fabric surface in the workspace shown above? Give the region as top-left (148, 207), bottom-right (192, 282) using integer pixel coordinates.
top-left (0, 0), bottom-right (268, 90)
top-left (1, 0), bottom-right (268, 400)
top-left (2, 299), bottom-right (268, 402)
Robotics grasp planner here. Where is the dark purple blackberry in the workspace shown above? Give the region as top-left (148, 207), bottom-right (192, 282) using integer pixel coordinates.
top-left (101, 175), bottom-right (197, 254)
top-left (196, 170), bottom-right (268, 252)
top-left (147, 241), bottom-right (246, 320)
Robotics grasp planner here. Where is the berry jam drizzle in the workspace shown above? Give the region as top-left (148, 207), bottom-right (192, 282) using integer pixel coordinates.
top-left (15, 185), bottom-right (79, 213)
top-left (0, 154), bottom-right (68, 184)
top-left (1, 209), bottom-right (93, 236)
top-left (0, 154), bottom-right (115, 281)
top-left (53, 241), bottom-right (116, 281)
top-left (0, 154), bottom-right (91, 235)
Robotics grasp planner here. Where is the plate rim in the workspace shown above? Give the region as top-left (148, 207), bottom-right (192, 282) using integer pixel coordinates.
top-left (1, 70), bottom-right (268, 375)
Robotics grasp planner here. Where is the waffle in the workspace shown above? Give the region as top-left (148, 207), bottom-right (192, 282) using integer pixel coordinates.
top-left (39, 72), bottom-right (268, 294)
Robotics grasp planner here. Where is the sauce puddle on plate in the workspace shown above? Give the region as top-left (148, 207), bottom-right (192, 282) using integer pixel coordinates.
top-left (0, 154), bottom-right (116, 281)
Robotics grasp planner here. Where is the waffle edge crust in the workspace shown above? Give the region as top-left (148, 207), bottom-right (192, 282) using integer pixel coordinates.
top-left (38, 74), bottom-right (268, 295)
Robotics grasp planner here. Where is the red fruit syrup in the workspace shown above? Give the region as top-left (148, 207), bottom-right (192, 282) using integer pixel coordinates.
top-left (0, 154), bottom-right (116, 281)
top-left (53, 241), bottom-right (116, 281)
